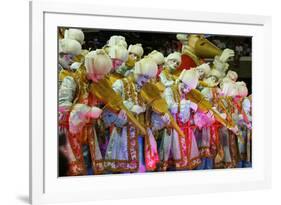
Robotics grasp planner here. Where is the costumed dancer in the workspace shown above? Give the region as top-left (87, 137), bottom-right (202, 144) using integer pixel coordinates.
top-left (118, 43), bottom-right (144, 77)
top-left (103, 58), bottom-right (170, 173)
top-left (106, 44), bottom-right (129, 84)
top-left (157, 69), bottom-right (202, 170)
top-left (58, 49), bottom-right (112, 175)
top-left (63, 29), bottom-right (86, 70)
top-left (99, 44), bottom-right (129, 160)
top-left (220, 70), bottom-right (238, 88)
top-left (58, 38), bottom-right (81, 78)
top-left (214, 80), bottom-right (240, 168)
top-left (159, 52), bottom-right (182, 87)
top-left (147, 50), bottom-right (165, 79)
top-left (58, 29), bottom-right (85, 84)
top-left (195, 69), bottom-right (224, 169)
top-left (233, 81), bottom-right (252, 168)
top-left (191, 63), bottom-right (211, 89)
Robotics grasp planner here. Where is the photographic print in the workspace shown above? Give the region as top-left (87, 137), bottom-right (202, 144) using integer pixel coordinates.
top-left (58, 27), bottom-right (252, 177)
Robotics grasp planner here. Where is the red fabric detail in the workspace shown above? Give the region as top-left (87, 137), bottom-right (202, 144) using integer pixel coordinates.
top-left (233, 97), bottom-right (250, 124)
top-left (156, 65), bottom-right (163, 79)
top-left (211, 122), bottom-right (222, 147)
top-left (178, 54), bottom-right (197, 70)
top-left (145, 147), bottom-right (159, 171)
top-left (88, 92), bottom-right (99, 106)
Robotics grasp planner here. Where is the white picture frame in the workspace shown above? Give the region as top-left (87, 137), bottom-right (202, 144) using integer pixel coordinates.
top-left (29, 0), bottom-right (272, 204)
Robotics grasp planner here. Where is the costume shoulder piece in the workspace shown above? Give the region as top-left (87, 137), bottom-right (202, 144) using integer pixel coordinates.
top-left (59, 69), bottom-right (75, 82)
top-left (70, 66), bottom-right (90, 104)
top-left (107, 72), bottom-right (124, 85)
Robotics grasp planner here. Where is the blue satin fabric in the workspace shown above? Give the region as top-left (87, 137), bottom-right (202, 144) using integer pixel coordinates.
top-left (196, 158), bottom-right (213, 170)
top-left (236, 160), bottom-right (252, 168)
top-left (138, 136), bottom-right (145, 168)
top-left (82, 144), bottom-right (94, 175)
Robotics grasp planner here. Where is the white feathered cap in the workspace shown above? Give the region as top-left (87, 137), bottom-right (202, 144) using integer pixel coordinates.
top-left (134, 58), bottom-right (158, 78)
top-left (236, 81), bottom-right (248, 97)
top-left (64, 29), bottom-right (85, 45)
top-left (59, 38), bottom-right (81, 56)
top-left (108, 35), bottom-right (127, 48)
top-left (80, 49), bottom-right (89, 56)
top-left (226, 70), bottom-right (238, 82)
top-left (108, 45), bottom-right (128, 62)
top-left (208, 68), bottom-right (222, 79)
top-left (178, 69), bottom-right (199, 89)
top-left (176, 34), bottom-right (188, 42)
top-left (128, 44), bottom-right (144, 58)
top-left (196, 63), bottom-right (211, 75)
top-left (221, 81), bottom-right (238, 97)
top-left (84, 49), bottom-right (112, 75)
top-left (165, 52), bottom-right (182, 64)
top-left (148, 50), bottom-right (165, 65)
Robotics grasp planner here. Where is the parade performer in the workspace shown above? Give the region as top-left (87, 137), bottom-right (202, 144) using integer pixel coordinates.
top-left (103, 58), bottom-right (170, 173)
top-left (58, 28), bottom-right (85, 85)
top-left (193, 69), bottom-right (224, 169)
top-left (147, 50), bottom-right (165, 78)
top-left (106, 44), bottom-right (129, 84)
top-left (233, 81), bottom-right (252, 167)
top-left (58, 49), bottom-right (112, 175)
top-left (214, 81), bottom-right (240, 168)
top-left (58, 38), bottom-right (81, 72)
top-left (159, 52), bottom-right (181, 87)
top-left (117, 43), bottom-right (144, 77)
top-left (158, 69), bottom-right (202, 170)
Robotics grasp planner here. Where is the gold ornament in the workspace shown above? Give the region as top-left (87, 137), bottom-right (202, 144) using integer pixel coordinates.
top-left (140, 82), bottom-right (185, 137)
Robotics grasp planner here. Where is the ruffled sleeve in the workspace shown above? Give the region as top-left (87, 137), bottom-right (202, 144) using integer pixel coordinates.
top-left (59, 76), bottom-right (77, 113)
